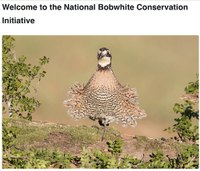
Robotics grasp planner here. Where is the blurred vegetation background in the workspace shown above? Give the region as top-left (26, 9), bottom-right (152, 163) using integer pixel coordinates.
top-left (4, 36), bottom-right (198, 138)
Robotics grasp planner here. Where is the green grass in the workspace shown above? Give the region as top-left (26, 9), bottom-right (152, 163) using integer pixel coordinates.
top-left (3, 118), bottom-right (198, 169)
top-left (3, 118), bottom-right (120, 152)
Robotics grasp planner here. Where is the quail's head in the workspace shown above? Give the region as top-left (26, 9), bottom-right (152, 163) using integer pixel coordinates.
top-left (97, 47), bottom-right (112, 69)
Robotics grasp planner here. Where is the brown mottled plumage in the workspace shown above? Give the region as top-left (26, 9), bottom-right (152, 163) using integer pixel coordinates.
top-left (64, 47), bottom-right (146, 140)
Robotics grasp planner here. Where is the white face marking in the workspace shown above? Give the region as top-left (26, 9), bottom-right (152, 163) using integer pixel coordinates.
top-left (101, 50), bottom-right (108, 56)
top-left (98, 57), bottom-right (111, 67)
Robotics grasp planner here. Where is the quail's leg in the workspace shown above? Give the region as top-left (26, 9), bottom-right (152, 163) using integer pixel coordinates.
top-left (98, 117), bottom-right (110, 141)
top-left (101, 125), bottom-right (107, 141)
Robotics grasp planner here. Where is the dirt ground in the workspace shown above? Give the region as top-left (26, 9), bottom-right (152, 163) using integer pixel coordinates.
top-left (31, 129), bottom-right (178, 162)
top-left (7, 118), bottom-right (183, 162)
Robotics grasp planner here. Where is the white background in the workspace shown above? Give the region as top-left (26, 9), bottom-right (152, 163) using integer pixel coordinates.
top-left (0, 0), bottom-right (200, 35)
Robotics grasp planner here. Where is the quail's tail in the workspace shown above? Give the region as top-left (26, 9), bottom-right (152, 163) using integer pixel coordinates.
top-left (63, 83), bottom-right (88, 119)
top-left (113, 85), bottom-right (147, 127)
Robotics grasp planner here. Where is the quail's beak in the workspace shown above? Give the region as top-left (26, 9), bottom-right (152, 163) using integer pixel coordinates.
top-left (101, 50), bottom-right (108, 57)
top-left (97, 49), bottom-right (111, 60)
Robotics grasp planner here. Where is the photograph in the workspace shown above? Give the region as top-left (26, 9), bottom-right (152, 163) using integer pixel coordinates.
top-left (2, 35), bottom-right (198, 168)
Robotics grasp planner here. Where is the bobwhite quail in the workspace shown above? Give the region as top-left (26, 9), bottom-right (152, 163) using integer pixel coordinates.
top-left (64, 47), bottom-right (147, 140)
